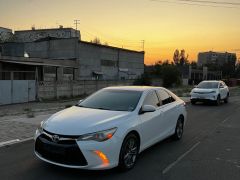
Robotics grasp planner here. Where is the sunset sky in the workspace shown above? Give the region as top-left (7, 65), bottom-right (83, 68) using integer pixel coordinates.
top-left (0, 0), bottom-right (240, 64)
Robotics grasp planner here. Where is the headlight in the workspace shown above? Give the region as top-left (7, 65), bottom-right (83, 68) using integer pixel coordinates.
top-left (77, 128), bottom-right (117, 142)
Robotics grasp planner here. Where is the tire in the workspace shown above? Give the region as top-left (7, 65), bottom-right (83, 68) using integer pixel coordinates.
top-left (191, 100), bottom-right (196, 105)
top-left (215, 95), bottom-right (221, 106)
top-left (118, 133), bottom-right (139, 171)
top-left (172, 117), bottom-right (184, 140)
top-left (224, 93), bottom-right (229, 103)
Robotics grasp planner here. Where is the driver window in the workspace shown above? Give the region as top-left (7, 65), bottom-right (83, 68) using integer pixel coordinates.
top-left (220, 83), bottom-right (224, 88)
top-left (143, 91), bottom-right (159, 108)
top-left (157, 89), bottom-right (175, 105)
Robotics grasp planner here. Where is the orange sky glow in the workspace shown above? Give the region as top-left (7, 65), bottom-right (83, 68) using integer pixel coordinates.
top-left (0, 0), bottom-right (240, 65)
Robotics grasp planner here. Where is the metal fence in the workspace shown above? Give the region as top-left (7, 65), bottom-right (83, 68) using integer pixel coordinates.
top-left (0, 71), bottom-right (37, 105)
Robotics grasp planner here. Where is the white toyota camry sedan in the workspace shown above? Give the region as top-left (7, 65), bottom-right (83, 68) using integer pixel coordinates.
top-left (34, 86), bottom-right (187, 170)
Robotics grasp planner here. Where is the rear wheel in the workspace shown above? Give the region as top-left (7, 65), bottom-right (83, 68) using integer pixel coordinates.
top-left (172, 117), bottom-right (184, 140)
top-left (118, 133), bottom-right (139, 171)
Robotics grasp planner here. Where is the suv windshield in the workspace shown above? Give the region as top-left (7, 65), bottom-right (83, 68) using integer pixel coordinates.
top-left (197, 82), bottom-right (219, 89)
top-left (77, 90), bottom-right (142, 112)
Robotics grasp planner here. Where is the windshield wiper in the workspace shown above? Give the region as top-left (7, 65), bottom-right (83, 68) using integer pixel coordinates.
top-left (95, 107), bottom-right (111, 110)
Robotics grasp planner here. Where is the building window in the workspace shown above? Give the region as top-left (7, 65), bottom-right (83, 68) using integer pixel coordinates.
top-left (101, 59), bottom-right (117, 67)
top-left (63, 67), bottom-right (73, 74)
top-left (44, 66), bottom-right (56, 74)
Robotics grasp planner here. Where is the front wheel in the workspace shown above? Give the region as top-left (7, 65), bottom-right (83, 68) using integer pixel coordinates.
top-left (118, 133), bottom-right (139, 171)
top-left (172, 118), bottom-right (184, 140)
top-left (215, 95), bottom-right (221, 106)
top-left (191, 100), bottom-right (196, 105)
top-left (224, 93), bottom-right (229, 103)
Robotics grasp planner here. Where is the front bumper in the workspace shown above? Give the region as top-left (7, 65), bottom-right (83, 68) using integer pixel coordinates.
top-left (190, 93), bottom-right (217, 101)
top-left (34, 129), bottom-right (122, 170)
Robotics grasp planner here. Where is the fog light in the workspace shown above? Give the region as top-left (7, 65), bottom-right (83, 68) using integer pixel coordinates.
top-left (94, 150), bottom-right (109, 165)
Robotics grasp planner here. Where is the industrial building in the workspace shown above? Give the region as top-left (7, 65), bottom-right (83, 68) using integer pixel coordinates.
top-left (197, 51), bottom-right (236, 67)
top-left (0, 27), bottom-right (13, 42)
top-left (0, 27), bottom-right (144, 81)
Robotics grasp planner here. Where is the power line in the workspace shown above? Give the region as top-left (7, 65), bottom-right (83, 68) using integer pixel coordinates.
top-left (178, 0), bottom-right (240, 6)
top-left (80, 28), bottom-right (143, 51)
top-left (150, 0), bottom-right (240, 8)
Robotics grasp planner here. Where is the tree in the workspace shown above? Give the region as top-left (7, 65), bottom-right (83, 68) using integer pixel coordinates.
top-left (161, 63), bottom-right (182, 87)
top-left (173, 49), bottom-right (180, 64)
top-left (235, 60), bottom-right (240, 78)
top-left (133, 73), bottom-right (152, 86)
top-left (173, 49), bottom-right (189, 65)
top-left (91, 37), bottom-right (101, 44)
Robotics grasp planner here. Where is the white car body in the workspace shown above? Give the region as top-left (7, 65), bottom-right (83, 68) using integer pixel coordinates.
top-left (190, 80), bottom-right (229, 102)
top-left (34, 86), bottom-right (187, 170)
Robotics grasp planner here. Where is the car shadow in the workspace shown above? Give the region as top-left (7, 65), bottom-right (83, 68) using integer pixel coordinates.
top-left (36, 137), bottom-right (179, 179)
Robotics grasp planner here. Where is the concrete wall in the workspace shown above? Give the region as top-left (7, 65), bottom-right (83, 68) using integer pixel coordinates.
top-left (119, 50), bottom-right (144, 78)
top-left (24, 38), bottom-right (77, 59)
top-left (1, 43), bottom-right (24, 57)
top-left (78, 42), bottom-right (144, 80)
top-left (14, 28), bottom-right (81, 42)
top-left (78, 43), bottom-right (117, 79)
top-left (38, 80), bottom-right (135, 100)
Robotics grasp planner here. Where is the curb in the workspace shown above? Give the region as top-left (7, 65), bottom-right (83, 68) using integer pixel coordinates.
top-left (0, 137), bottom-right (33, 148)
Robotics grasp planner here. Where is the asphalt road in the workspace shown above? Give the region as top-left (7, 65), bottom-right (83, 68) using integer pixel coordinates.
top-left (1, 98), bottom-right (240, 180)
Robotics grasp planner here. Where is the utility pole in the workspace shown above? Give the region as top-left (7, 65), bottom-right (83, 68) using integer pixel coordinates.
top-left (141, 40), bottom-right (145, 51)
top-left (74, 20), bottom-right (80, 37)
top-left (74, 20), bottom-right (80, 30)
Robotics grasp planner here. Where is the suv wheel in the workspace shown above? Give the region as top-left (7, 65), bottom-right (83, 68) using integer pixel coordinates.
top-left (224, 93), bottom-right (229, 103)
top-left (215, 95), bottom-right (221, 106)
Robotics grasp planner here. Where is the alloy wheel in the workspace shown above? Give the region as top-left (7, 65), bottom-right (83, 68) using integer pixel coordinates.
top-left (123, 138), bottom-right (138, 168)
top-left (176, 121), bottom-right (183, 139)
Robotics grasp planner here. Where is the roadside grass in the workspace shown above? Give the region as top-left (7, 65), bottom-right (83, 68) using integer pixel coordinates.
top-left (170, 86), bottom-right (193, 97)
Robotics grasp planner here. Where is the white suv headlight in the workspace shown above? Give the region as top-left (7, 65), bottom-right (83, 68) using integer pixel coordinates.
top-left (77, 128), bottom-right (117, 142)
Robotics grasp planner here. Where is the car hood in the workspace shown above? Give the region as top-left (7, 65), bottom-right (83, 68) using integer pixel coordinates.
top-left (43, 106), bottom-right (131, 136)
top-left (192, 88), bottom-right (217, 93)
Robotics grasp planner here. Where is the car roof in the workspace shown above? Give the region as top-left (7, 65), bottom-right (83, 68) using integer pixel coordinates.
top-left (104, 86), bottom-right (164, 92)
top-left (201, 80), bottom-right (221, 83)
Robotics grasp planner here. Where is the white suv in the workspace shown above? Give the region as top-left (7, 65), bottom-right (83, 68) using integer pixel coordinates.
top-left (190, 80), bottom-right (229, 105)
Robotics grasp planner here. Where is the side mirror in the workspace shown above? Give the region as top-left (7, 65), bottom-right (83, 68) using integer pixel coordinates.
top-left (79, 99), bottom-right (83, 103)
top-left (220, 86), bottom-right (224, 89)
top-left (140, 105), bottom-right (156, 114)
top-left (76, 99), bottom-right (83, 106)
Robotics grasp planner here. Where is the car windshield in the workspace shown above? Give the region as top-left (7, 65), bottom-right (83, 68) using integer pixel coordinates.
top-left (77, 90), bottom-right (142, 112)
top-left (197, 82), bottom-right (219, 89)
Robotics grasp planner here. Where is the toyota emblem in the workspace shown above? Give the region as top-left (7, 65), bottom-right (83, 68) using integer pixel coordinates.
top-left (52, 135), bottom-right (60, 143)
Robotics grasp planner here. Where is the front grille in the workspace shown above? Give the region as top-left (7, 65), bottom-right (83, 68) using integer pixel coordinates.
top-left (35, 134), bottom-right (88, 166)
top-left (194, 92), bottom-right (208, 94)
